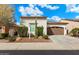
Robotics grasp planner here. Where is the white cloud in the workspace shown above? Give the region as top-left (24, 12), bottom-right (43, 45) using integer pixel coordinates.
top-left (48, 16), bottom-right (61, 22)
top-left (19, 6), bottom-right (26, 16)
top-left (16, 22), bottom-right (20, 25)
top-left (75, 16), bottom-right (79, 19)
top-left (19, 4), bottom-right (59, 16)
top-left (19, 4), bottom-right (43, 16)
top-left (29, 4), bottom-right (35, 8)
top-left (25, 6), bottom-right (34, 15)
top-left (38, 4), bottom-right (59, 10)
top-left (66, 4), bottom-right (79, 13)
top-left (31, 7), bottom-right (43, 16)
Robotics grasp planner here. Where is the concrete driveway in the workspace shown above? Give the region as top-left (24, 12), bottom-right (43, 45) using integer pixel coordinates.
top-left (0, 35), bottom-right (79, 50)
top-left (49, 35), bottom-right (79, 50)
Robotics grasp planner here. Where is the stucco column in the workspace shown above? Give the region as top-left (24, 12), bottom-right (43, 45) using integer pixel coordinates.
top-left (45, 20), bottom-right (47, 35)
top-left (44, 27), bottom-right (47, 35)
top-left (64, 26), bottom-right (67, 35)
top-left (28, 24), bottom-right (31, 39)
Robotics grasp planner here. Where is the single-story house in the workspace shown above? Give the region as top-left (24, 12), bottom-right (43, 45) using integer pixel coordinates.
top-left (20, 16), bottom-right (79, 35)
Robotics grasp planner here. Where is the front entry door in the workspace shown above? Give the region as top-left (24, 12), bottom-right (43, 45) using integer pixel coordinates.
top-left (30, 23), bottom-right (35, 34)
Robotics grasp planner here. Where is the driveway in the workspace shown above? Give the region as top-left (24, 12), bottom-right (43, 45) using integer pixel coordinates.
top-left (49, 35), bottom-right (79, 50)
top-left (0, 35), bottom-right (79, 50)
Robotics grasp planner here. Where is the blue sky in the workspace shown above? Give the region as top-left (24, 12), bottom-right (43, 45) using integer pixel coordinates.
top-left (13, 4), bottom-right (79, 24)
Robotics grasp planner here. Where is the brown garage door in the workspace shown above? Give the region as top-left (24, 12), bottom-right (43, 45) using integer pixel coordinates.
top-left (47, 27), bottom-right (64, 35)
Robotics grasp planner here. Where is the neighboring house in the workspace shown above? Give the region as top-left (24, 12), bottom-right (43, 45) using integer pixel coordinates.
top-left (20, 16), bottom-right (47, 35)
top-left (9, 23), bottom-right (19, 36)
top-left (0, 22), bottom-right (19, 34)
top-left (11, 23), bottom-right (19, 32)
top-left (0, 22), bottom-right (9, 33)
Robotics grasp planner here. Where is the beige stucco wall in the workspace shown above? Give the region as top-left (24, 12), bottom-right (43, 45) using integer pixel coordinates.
top-left (66, 21), bottom-right (79, 33)
top-left (61, 20), bottom-right (79, 33)
top-left (20, 18), bottom-right (47, 35)
top-left (61, 20), bottom-right (72, 23)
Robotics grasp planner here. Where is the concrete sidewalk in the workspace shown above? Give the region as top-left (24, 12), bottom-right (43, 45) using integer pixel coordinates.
top-left (0, 42), bottom-right (61, 50)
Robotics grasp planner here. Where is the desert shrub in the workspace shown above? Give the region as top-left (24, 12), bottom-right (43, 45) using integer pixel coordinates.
top-left (69, 28), bottom-right (79, 37)
top-left (27, 33), bottom-right (35, 37)
top-left (14, 31), bottom-right (18, 36)
top-left (8, 36), bottom-right (16, 42)
top-left (34, 35), bottom-right (38, 39)
top-left (43, 35), bottom-right (49, 39)
top-left (0, 33), bottom-right (8, 39)
top-left (30, 33), bottom-right (35, 37)
top-left (2, 33), bottom-right (8, 38)
top-left (36, 27), bottom-right (43, 36)
top-left (17, 26), bottom-right (28, 37)
top-left (0, 34), bottom-right (4, 39)
top-left (38, 36), bottom-right (43, 39)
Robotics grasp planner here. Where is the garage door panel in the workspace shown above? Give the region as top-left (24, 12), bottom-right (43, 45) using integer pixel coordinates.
top-left (47, 27), bottom-right (64, 35)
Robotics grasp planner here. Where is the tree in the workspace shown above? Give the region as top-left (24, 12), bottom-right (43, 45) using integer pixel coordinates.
top-left (35, 19), bottom-right (37, 36)
top-left (17, 26), bottom-right (28, 37)
top-left (0, 4), bottom-right (16, 37)
top-left (0, 5), bottom-right (15, 26)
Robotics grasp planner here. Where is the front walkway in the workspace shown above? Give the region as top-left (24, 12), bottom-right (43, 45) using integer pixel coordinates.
top-left (0, 35), bottom-right (79, 50)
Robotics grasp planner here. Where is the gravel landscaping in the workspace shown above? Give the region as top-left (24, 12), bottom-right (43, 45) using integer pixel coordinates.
top-left (15, 37), bottom-right (51, 42)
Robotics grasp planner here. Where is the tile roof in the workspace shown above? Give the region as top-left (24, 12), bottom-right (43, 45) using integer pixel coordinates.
top-left (21, 16), bottom-right (47, 20)
top-left (62, 19), bottom-right (79, 22)
top-left (47, 22), bottom-right (68, 25)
